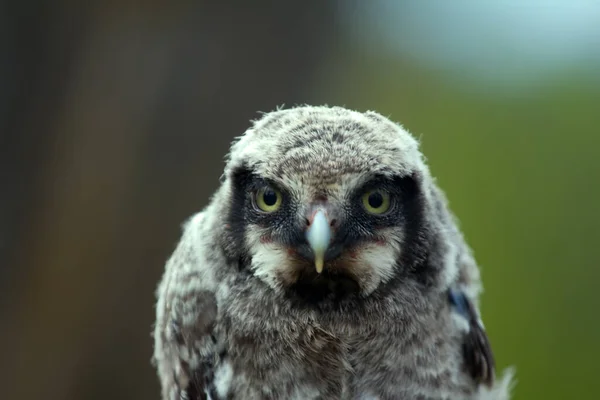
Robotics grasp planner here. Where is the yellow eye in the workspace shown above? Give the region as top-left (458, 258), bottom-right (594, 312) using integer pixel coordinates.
top-left (362, 190), bottom-right (391, 214)
top-left (255, 187), bottom-right (283, 212)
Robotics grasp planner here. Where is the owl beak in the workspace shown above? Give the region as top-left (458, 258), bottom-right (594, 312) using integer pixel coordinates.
top-left (305, 209), bottom-right (331, 273)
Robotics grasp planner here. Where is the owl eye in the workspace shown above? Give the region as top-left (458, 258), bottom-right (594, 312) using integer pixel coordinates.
top-left (362, 190), bottom-right (391, 214)
top-left (254, 187), bottom-right (283, 212)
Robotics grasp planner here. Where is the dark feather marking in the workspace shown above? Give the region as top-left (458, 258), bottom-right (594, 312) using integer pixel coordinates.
top-left (178, 358), bottom-right (219, 400)
top-left (448, 288), bottom-right (495, 387)
top-left (170, 291), bottom-right (220, 400)
top-left (288, 268), bottom-right (360, 307)
top-left (389, 171), bottom-right (440, 287)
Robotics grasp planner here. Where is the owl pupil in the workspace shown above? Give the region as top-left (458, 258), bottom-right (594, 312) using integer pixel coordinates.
top-left (368, 192), bottom-right (383, 208)
top-left (263, 190), bottom-right (277, 206)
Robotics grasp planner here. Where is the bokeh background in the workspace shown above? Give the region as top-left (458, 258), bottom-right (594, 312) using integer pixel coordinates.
top-left (2, 1), bottom-right (599, 399)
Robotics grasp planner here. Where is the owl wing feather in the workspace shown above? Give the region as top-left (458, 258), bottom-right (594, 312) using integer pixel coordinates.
top-left (448, 288), bottom-right (495, 387)
top-left (153, 213), bottom-right (220, 400)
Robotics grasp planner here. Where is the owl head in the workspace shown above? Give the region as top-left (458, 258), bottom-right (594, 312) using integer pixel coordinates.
top-left (217, 106), bottom-right (458, 304)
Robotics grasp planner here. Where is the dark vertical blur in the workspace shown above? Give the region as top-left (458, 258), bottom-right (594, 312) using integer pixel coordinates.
top-left (1, 2), bottom-right (336, 399)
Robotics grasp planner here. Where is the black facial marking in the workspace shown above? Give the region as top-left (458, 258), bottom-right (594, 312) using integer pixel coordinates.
top-left (224, 165), bottom-right (300, 266)
top-left (288, 268), bottom-right (360, 307)
top-left (223, 165), bottom-right (254, 264)
top-left (391, 172), bottom-right (437, 283)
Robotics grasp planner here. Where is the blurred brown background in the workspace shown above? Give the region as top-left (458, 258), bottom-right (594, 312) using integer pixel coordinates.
top-left (2, 1), bottom-right (599, 399)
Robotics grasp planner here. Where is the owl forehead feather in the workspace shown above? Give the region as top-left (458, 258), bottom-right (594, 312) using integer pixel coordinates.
top-left (225, 106), bottom-right (426, 188)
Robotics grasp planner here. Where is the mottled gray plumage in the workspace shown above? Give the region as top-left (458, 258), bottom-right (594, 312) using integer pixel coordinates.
top-left (152, 106), bottom-right (514, 399)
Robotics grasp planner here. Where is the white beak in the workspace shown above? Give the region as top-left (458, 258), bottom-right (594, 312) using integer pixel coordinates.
top-left (305, 209), bottom-right (331, 273)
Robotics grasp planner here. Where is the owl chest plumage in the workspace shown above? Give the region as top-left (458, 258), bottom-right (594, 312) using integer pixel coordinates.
top-left (209, 279), bottom-right (476, 400)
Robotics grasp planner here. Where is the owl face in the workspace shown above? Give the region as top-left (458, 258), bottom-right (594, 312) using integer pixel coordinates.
top-left (222, 107), bottom-right (432, 303)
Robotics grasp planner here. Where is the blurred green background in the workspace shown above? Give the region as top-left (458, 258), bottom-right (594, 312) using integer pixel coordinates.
top-left (2, 1), bottom-right (599, 399)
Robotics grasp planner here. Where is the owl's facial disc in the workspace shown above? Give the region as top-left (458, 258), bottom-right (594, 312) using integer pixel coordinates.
top-left (227, 165), bottom-right (424, 299)
top-left (221, 107), bottom-right (433, 301)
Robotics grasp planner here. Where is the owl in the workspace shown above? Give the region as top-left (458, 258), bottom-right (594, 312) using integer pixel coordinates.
top-left (152, 106), bottom-right (513, 399)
